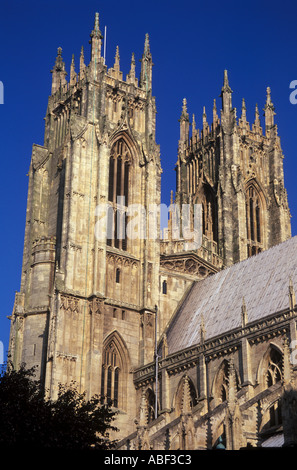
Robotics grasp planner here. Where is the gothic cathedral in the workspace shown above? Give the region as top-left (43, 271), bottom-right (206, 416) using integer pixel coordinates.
top-left (9, 14), bottom-right (297, 449)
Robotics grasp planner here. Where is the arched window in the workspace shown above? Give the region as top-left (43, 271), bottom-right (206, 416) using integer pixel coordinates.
top-left (100, 332), bottom-right (129, 409)
top-left (101, 345), bottom-right (119, 407)
top-left (246, 185), bottom-right (263, 257)
top-left (219, 361), bottom-right (229, 403)
top-left (199, 186), bottom-right (217, 243)
top-left (146, 389), bottom-right (157, 424)
top-left (107, 138), bottom-right (131, 250)
top-left (266, 347), bottom-right (282, 388)
top-left (162, 280), bottom-right (167, 295)
top-left (116, 268), bottom-right (121, 283)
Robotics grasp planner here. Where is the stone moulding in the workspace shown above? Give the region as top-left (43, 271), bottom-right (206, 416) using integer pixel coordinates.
top-left (133, 306), bottom-right (296, 387)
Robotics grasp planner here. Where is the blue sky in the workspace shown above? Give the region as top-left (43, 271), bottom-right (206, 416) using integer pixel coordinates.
top-left (1, 0), bottom-right (297, 362)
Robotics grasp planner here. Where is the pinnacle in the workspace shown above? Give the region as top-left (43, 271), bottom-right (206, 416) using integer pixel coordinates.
top-left (52, 47), bottom-right (65, 72)
top-left (180, 98), bottom-right (189, 121)
top-left (90, 11), bottom-right (103, 39)
top-left (221, 69), bottom-right (232, 94)
top-left (264, 86), bottom-right (274, 110)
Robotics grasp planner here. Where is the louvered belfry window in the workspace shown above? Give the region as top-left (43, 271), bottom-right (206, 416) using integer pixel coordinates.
top-left (107, 139), bottom-right (130, 250)
top-left (246, 185), bottom-right (262, 257)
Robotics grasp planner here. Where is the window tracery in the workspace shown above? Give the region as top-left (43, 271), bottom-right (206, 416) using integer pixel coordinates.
top-left (100, 333), bottom-right (128, 409)
top-left (107, 138), bottom-right (131, 251)
top-left (246, 184), bottom-right (263, 257)
top-left (266, 347), bottom-right (282, 388)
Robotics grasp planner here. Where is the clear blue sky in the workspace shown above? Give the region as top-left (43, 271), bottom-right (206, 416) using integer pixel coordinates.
top-left (1, 0), bottom-right (297, 362)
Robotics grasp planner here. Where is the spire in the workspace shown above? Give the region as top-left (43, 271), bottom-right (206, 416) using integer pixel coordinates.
top-left (239, 98), bottom-right (251, 132)
top-left (241, 297), bottom-right (248, 328)
top-left (70, 54), bottom-right (77, 86)
top-left (200, 314), bottom-right (206, 343)
top-left (213, 99), bottom-right (219, 125)
top-left (181, 376), bottom-right (192, 415)
top-left (179, 98), bottom-right (190, 145)
top-left (140, 33), bottom-right (153, 91)
top-left (241, 98), bottom-right (247, 121)
top-left (126, 52), bottom-right (137, 86)
top-left (253, 103), bottom-right (262, 134)
top-left (227, 359), bottom-right (237, 407)
top-left (90, 12), bottom-right (103, 63)
top-left (264, 86), bottom-right (275, 129)
top-left (283, 336), bottom-right (294, 386)
top-left (225, 359), bottom-right (243, 449)
top-left (289, 277), bottom-right (296, 311)
top-left (180, 98), bottom-right (189, 121)
top-left (51, 47), bottom-right (67, 95)
top-left (202, 106), bottom-right (209, 139)
top-left (192, 113), bottom-right (199, 141)
top-left (109, 46), bottom-right (123, 80)
top-left (192, 114), bottom-right (196, 134)
top-left (143, 33), bottom-right (151, 58)
top-left (54, 47), bottom-right (65, 72)
top-left (222, 69), bottom-right (232, 92)
top-left (220, 69), bottom-right (233, 113)
top-left (114, 46), bottom-right (120, 70)
top-left (80, 46), bottom-right (86, 75)
top-left (202, 106), bottom-right (207, 127)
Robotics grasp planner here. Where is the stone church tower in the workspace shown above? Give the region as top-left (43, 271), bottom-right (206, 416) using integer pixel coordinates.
top-left (176, 70), bottom-right (291, 266)
top-left (9, 14), bottom-right (162, 435)
top-left (9, 13), bottom-right (293, 445)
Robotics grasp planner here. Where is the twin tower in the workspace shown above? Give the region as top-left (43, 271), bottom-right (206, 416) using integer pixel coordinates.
top-left (9, 14), bottom-right (291, 437)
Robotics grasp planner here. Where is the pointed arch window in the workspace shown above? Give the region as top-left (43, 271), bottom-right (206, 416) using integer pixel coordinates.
top-left (266, 347), bottom-right (282, 388)
top-left (101, 346), bottom-right (119, 407)
top-left (199, 186), bottom-right (217, 243)
top-left (100, 334), bottom-right (128, 409)
top-left (107, 138), bottom-right (131, 251)
top-left (246, 185), bottom-right (263, 257)
top-left (146, 389), bottom-right (156, 424)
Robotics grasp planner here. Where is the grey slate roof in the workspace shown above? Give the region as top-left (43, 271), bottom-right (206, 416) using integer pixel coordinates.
top-left (166, 236), bottom-right (297, 355)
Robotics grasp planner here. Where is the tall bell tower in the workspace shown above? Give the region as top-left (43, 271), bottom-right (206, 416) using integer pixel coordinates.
top-left (175, 70), bottom-right (291, 266)
top-left (9, 13), bottom-right (161, 437)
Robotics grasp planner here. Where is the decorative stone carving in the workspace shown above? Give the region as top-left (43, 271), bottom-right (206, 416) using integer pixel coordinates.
top-left (160, 255), bottom-right (211, 278)
top-left (89, 297), bottom-right (104, 315)
top-left (60, 294), bottom-right (80, 313)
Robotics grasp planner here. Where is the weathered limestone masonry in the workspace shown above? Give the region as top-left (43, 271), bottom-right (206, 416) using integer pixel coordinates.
top-left (119, 237), bottom-right (297, 450)
top-left (9, 14), bottom-right (163, 436)
top-left (175, 71), bottom-right (291, 266)
top-left (9, 12), bottom-right (296, 448)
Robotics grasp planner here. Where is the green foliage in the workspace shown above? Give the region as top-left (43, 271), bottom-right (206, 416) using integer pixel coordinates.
top-left (0, 363), bottom-right (118, 449)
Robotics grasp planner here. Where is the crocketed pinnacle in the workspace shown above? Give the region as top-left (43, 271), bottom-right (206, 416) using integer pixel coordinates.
top-left (90, 12), bottom-right (102, 39)
top-left (221, 69), bottom-right (232, 94)
top-left (180, 98), bottom-right (189, 121)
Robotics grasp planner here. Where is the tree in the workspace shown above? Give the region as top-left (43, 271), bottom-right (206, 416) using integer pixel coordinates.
top-left (0, 363), bottom-right (118, 449)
